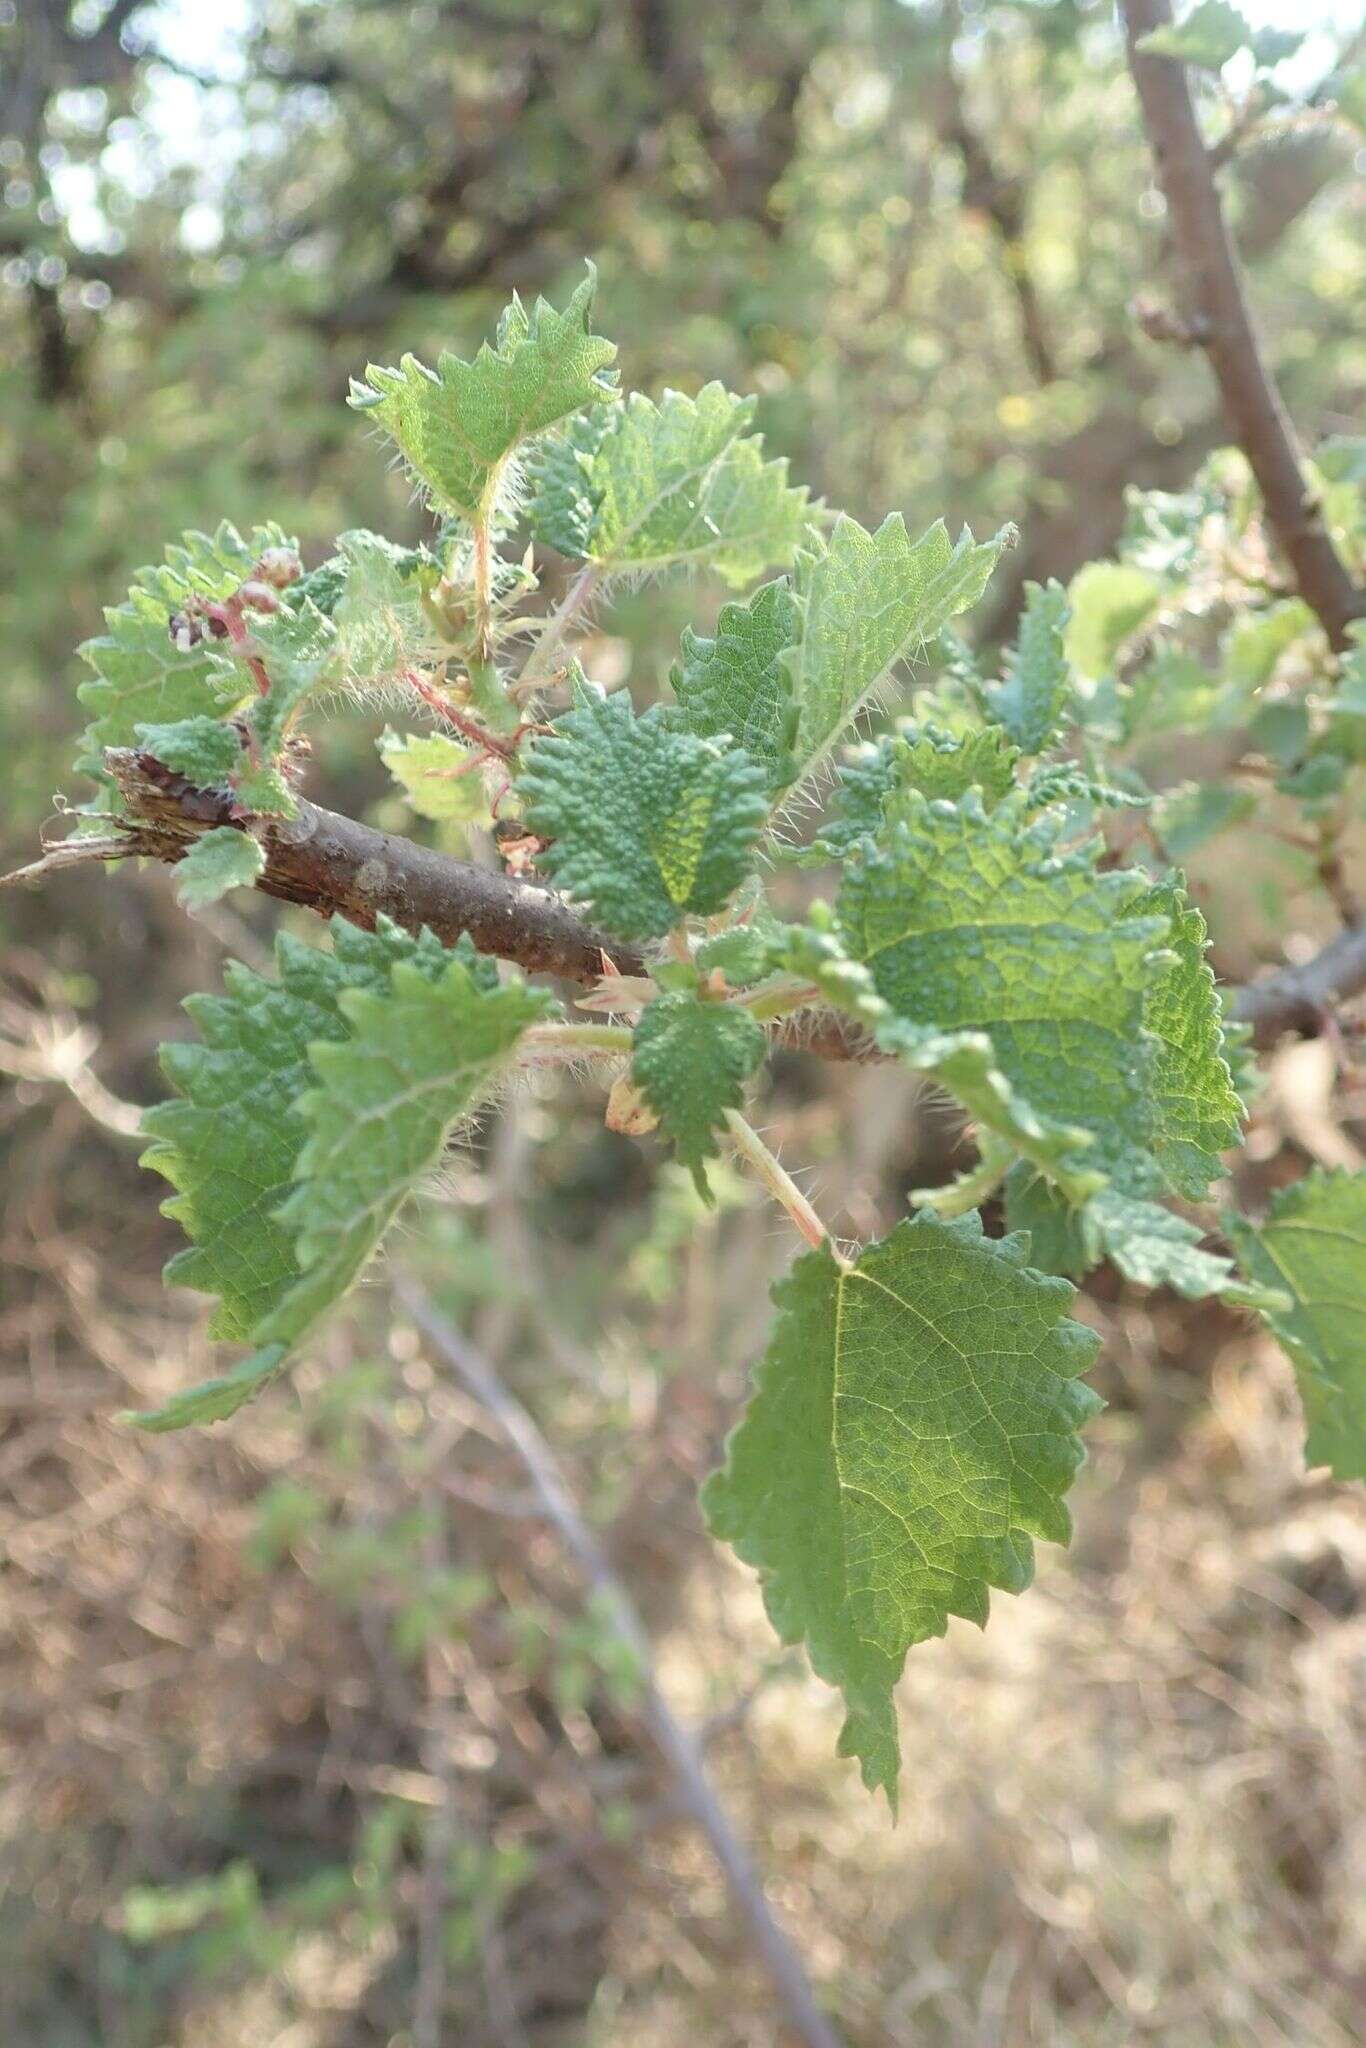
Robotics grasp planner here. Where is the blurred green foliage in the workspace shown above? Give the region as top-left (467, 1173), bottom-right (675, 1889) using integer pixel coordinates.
top-left (2, 0), bottom-right (1360, 843)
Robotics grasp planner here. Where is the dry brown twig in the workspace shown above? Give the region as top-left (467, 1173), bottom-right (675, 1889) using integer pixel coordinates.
top-left (1120, 0), bottom-right (1366, 654)
top-left (4, 741), bottom-right (1362, 1057)
top-left (394, 1278), bottom-right (846, 2048)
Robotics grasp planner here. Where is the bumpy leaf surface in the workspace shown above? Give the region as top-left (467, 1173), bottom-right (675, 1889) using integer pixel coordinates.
top-left (257, 957), bottom-right (552, 1350)
top-left (531, 384), bottom-right (809, 585)
top-left (812, 723), bottom-right (1019, 859)
top-left (703, 1211), bottom-right (1102, 1802)
top-left (173, 827), bottom-right (265, 910)
top-left (1227, 1171), bottom-right (1366, 1479)
top-left (986, 579), bottom-right (1071, 754)
top-left (518, 687), bottom-right (768, 941)
top-left (142, 917), bottom-right (454, 1346)
top-left (135, 716), bottom-right (242, 785)
top-left (631, 994), bottom-right (766, 1197)
top-left (76, 522), bottom-right (288, 797)
top-left (780, 921), bottom-right (1104, 1204)
top-left (837, 790), bottom-right (1171, 1186)
top-left (671, 578), bottom-right (801, 791)
top-left (349, 269), bottom-right (617, 520)
top-left (783, 514), bottom-right (1009, 786)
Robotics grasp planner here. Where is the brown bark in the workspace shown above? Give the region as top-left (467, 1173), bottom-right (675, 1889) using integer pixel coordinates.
top-left (1121, 0), bottom-right (1365, 650)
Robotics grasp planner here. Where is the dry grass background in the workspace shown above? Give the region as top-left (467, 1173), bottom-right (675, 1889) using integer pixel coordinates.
top-left (1, 881), bottom-right (1363, 2048)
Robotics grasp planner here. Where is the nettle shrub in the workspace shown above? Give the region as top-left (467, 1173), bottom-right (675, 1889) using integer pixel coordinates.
top-left (62, 268), bottom-right (1365, 1804)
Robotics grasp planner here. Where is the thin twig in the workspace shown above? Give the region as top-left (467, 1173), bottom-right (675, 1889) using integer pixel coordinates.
top-left (1231, 923), bottom-right (1366, 1046)
top-left (1121, 0), bottom-right (1365, 650)
top-left (0, 837), bottom-right (130, 890)
top-left (394, 1280), bottom-right (846, 2048)
top-left (9, 752), bottom-right (1363, 1052)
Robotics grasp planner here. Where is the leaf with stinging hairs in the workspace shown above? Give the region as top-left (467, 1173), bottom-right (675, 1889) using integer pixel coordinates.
top-left (75, 522), bottom-right (292, 805)
top-left (671, 578), bottom-right (802, 793)
top-left (349, 266), bottom-right (618, 523)
top-left (256, 955), bottom-right (553, 1354)
top-left (140, 917), bottom-right (458, 1349)
top-left (131, 924), bottom-right (547, 1431)
top-left (530, 383), bottom-right (811, 586)
top-left (782, 513), bottom-right (1012, 791)
top-left (809, 722), bottom-right (1020, 859)
top-left (985, 579), bottom-right (1072, 755)
top-left (632, 993), bottom-right (766, 1199)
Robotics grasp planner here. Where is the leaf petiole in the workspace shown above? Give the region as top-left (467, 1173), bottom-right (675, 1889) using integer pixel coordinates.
top-left (723, 1108), bottom-right (845, 1262)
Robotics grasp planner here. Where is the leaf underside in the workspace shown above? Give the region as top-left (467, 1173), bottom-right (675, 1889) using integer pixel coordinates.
top-left (1227, 1171), bottom-right (1366, 1480)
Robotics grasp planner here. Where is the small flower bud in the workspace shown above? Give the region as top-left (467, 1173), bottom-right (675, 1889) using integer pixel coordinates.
top-left (167, 610), bottom-right (204, 652)
top-left (255, 546), bottom-right (303, 590)
top-left (238, 579), bottom-right (282, 614)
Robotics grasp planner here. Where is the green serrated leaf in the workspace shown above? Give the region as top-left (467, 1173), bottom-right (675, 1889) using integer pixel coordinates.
top-left (695, 926), bottom-right (777, 986)
top-left (531, 383), bottom-right (810, 586)
top-left (811, 723), bottom-right (1020, 859)
top-left (379, 728), bottom-right (488, 826)
top-left (1023, 761), bottom-right (1151, 813)
top-left (349, 267), bottom-right (617, 521)
top-left (777, 920), bottom-right (1102, 1203)
top-left (703, 1211), bottom-right (1102, 1802)
top-left (173, 828), bottom-right (265, 909)
top-left (75, 523), bottom-right (289, 800)
top-left (671, 578), bottom-right (801, 791)
top-left (135, 716), bottom-right (242, 785)
top-left (837, 790), bottom-right (1172, 1188)
top-left (1064, 561), bottom-right (1160, 682)
top-left (524, 408), bottom-right (611, 559)
top-left (245, 597), bottom-right (342, 776)
top-left (1138, 0), bottom-right (1250, 70)
top-left (121, 1345), bottom-right (288, 1434)
top-left (257, 956), bottom-right (552, 1350)
top-left (518, 686), bottom-right (768, 942)
top-left (1136, 882), bottom-right (1243, 1197)
top-left (1085, 1188), bottom-right (1245, 1298)
top-left (784, 513), bottom-right (1011, 788)
top-left (288, 557), bottom-right (347, 617)
top-left (1226, 1170), bottom-right (1366, 1480)
top-left (987, 579), bottom-right (1071, 753)
top-left (631, 994), bottom-right (766, 1198)
top-left (1005, 1175), bottom-right (1272, 1306)
top-left (142, 917), bottom-right (456, 1345)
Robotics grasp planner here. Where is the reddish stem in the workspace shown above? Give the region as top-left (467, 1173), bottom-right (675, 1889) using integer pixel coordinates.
top-left (207, 596), bottom-right (273, 697)
top-left (405, 669), bottom-right (518, 762)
